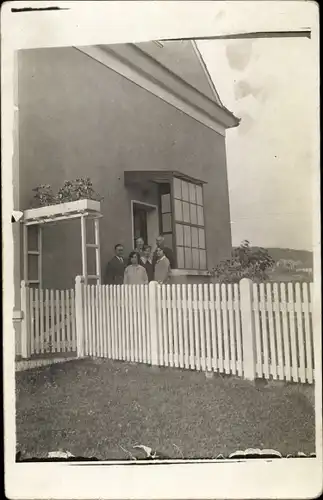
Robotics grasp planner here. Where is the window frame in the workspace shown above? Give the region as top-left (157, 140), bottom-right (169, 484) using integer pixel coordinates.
top-left (157, 177), bottom-right (207, 271)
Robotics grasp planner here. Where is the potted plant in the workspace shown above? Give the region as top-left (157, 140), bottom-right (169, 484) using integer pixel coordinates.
top-left (24, 178), bottom-right (103, 221)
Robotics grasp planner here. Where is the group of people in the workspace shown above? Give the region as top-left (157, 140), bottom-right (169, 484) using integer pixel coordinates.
top-left (104, 235), bottom-right (174, 285)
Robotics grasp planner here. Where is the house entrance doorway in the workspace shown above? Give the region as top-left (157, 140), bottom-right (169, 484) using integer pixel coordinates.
top-left (131, 201), bottom-right (159, 249)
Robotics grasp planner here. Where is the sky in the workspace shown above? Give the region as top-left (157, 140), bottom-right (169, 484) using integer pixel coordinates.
top-left (198, 35), bottom-right (317, 251)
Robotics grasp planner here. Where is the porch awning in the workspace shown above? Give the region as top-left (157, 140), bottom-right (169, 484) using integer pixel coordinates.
top-left (124, 170), bottom-right (207, 186)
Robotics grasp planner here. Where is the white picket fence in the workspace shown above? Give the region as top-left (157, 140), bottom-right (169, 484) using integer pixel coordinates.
top-left (20, 281), bottom-right (77, 357)
top-left (20, 278), bottom-right (315, 384)
top-left (75, 278), bottom-right (314, 384)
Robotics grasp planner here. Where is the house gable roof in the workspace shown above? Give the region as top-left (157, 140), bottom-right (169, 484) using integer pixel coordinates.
top-left (134, 40), bottom-right (221, 104)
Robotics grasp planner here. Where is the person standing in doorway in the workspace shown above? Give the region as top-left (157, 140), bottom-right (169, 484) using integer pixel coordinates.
top-left (153, 235), bottom-right (174, 269)
top-left (154, 247), bottom-right (171, 284)
top-left (140, 245), bottom-right (154, 282)
top-left (124, 251), bottom-right (148, 285)
top-left (134, 237), bottom-right (145, 259)
top-left (104, 244), bottom-right (126, 285)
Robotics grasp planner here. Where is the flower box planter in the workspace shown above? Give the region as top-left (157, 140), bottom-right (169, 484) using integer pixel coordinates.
top-left (24, 199), bottom-right (101, 221)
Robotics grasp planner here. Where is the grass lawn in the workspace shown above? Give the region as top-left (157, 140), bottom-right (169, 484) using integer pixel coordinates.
top-left (16, 358), bottom-right (315, 460)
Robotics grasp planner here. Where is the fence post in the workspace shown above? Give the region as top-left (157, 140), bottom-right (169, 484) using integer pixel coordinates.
top-left (239, 278), bottom-right (257, 381)
top-left (149, 281), bottom-right (158, 365)
top-left (20, 280), bottom-right (30, 359)
top-left (75, 276), bottom-right (85, 358)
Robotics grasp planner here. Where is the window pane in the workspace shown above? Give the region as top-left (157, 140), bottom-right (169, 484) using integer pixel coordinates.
top-left (181, 181), bottom-right (189, 201)
top-left (184, 225), bottom-right (191, 247)
top-left (173, 177), bottom-right (182, 199)
top-left (177, 246), bottom-right (184, 268)
top-left (174, 199), bottom-right (183, 221)
top-left (183, 201), bottom-right (190, 223)
top-left (164, 233), bottom-right (173, 249)
top-left (192, 248), bottom-right (199, 269)
top-left (199, 249), bottom-right (206, 269)
top-left (162, 213), bottom-right (172, 232)
top-left (196, 185), bottom-right (203, 205)
top-left (190, 203), bottom-right (197, 224)
top-left (176, 224), bottom-right (184, 246)
top-left (191, 226), bottom-right (198, 248)
top-left (189, 183), bottom-right (196, 203)
top-left (198, 228), bottom-right (205, 249)
top-left (197, 205), bottom-right (204, 226)
top-left (161, 193), bottom-right (171, 213)
top-left (184, 247), bottom-right (192, 268)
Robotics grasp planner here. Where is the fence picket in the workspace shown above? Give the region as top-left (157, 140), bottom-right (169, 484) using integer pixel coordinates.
top-left (204, 284), bottom-right (212, 372)
top-left (60, 290), bottom-right (65, 353)
top-left (198, 285), bottom-right (206, 370)
top-left (71, 289), bottom-right (77, 352)
top-left (273, 283), bottom-right (284, 380)
top-left (182, 285), bottom-right (189, 369)
top-left (209, 284), bottom-right (218, 372)
top-left (34, 288), bottom-right (40, 354)
top-left (253, 284), bottom-right (263, 378)
top-left (280, 283), bottom-right (291, 381)
top-left (227, 284), bottom-right (236, 374)
top-left (266, 283), bottom-right (277, 379)
top-left (91, 286), bottom-right (97, 357)
top-left (44, 289), bottom-right (50, 353)
top-left (295, 283), bottom-right (306, 383)
top-left (177, 285), bottom-right (184, 368)
top-left (302, 283), bottom-right (313, 383)
top-left (39, 289), bottom-right (44, 354)
top-left (49, 289), bottom-right (54, 354)
top-left (167, 285), bottom-right (174, 366)
top-left (221, 284), bottom-right (230, 374)
top-left (156, 284), bottom-right (163, 365)
top-left (145, 284), bottom-right (151, 364)
top-left (288, 283), bottom-right (298, 382)
top-left (116, 285), bottom-right (122, 359)
top-left (233, 284), bottom-right (243, 376)
top-left (55, 290), bottom-right (60, 353)
top-left (29, 287), bottom-right (34, 355)
top-left (65, 290), bottom-right (71, 352)
top-left (137, 286), bottom-right (143, 363)
top-left (193, 285), bottom-right (200, 370)
top-left (259, 284), bottom-right (269, 378)
top-left (215, 284), bottom-right (223, 372)
top-left (123, 286), bottom-right (129, 360)
top-left (187, 285), bottom-right (195, 369)
top-left (172, 285), bottom-right (179, 367)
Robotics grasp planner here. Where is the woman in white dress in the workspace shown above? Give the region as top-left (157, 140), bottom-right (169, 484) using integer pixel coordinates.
top-left (124, 251), bottom-right (148, 285)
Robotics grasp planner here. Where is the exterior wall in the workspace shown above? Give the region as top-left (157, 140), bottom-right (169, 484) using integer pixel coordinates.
top-left (18, 47), bottom-right (232, 289)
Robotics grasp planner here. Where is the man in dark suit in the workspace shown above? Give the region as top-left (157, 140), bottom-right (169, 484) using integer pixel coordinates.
top-left (104, 243), bottom-right (126, 285)
top-left (152, 235), bottom-right (175, 269)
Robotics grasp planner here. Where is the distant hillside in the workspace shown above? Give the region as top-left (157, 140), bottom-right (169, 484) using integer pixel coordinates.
top-left (232, 247), bottom-right (313, 268)
top-left (266, 248), bottom-right (313, 268)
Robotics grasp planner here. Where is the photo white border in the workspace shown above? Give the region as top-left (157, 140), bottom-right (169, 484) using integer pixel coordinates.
top-left (2, 1), bottom-right (321, 498)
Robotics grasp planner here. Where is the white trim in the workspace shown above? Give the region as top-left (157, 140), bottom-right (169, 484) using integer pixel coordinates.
top-left (131, 200), bottom-right (159, 249)
top-left (75, 45), bottom-right (230, 137)
top-left (171, 269), bottom-right (210, 277)
top-left (191, 40), bottom-right (224, 107)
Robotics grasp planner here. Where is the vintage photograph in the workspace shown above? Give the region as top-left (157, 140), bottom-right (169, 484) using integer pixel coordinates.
top-left (12, 34), bottom-right (317, 464)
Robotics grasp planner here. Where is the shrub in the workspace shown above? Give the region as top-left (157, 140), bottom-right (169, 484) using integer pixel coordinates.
top-left (32, 184), bottom-right (56, 207)
top-left (209, 240), bottom-right (275, 284)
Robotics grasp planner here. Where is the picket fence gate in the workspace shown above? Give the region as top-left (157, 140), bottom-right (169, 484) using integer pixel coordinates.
top-left (20, 278), bottom-right (315, 384)
top-left (20, 281), bottom-right (77, 357)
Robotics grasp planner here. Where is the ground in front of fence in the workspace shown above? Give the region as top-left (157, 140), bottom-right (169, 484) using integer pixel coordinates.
top-left (16, 358), bottom-right (315, 460)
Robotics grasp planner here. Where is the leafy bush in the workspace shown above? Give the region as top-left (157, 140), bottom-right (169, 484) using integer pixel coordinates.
top-left (32, 184), bottom-right (56, 207)
top-left (32, 178), bottom-right (103, 207)
top-left (209, 240), bottom-right (275, 283)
